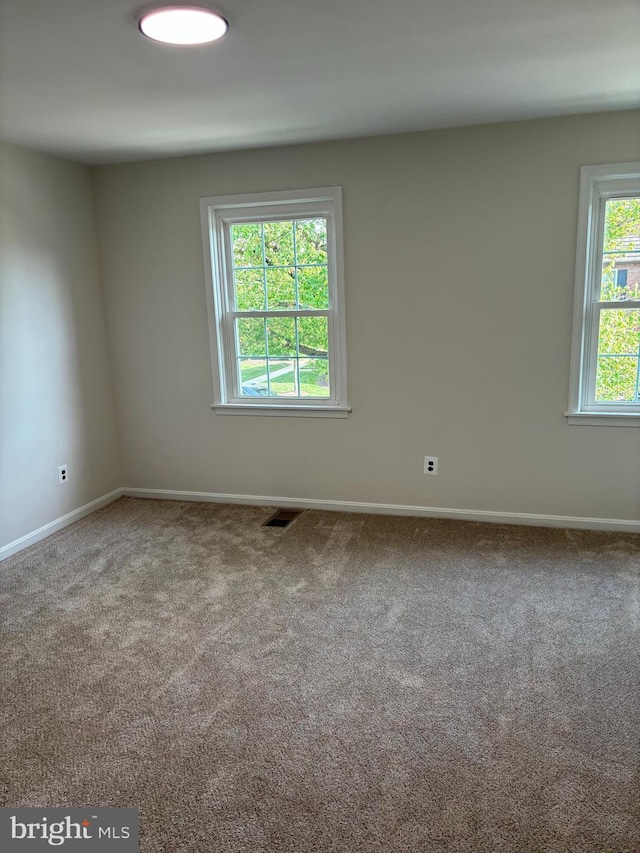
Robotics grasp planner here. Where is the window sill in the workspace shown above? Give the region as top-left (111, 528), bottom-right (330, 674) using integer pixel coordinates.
top-left (212, 404), bottom-right (351, 418)
top-left (565, 411), bottom-right (640, 427)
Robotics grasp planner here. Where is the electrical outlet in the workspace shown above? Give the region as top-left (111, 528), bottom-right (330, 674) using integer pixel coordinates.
top-left (58, 465), bottom-right (69, 485)
top-left (424, 456), bottom-right (438, 475)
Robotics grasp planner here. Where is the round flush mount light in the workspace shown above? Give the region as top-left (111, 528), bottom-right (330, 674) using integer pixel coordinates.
top-left (138, 6), bottom-right (228, 45)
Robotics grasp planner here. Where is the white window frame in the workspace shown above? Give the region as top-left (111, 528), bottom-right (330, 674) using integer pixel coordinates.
top-left (200, 187), bottom-right (350, 417)
top-left (567, 163), bottom-right (640, 426)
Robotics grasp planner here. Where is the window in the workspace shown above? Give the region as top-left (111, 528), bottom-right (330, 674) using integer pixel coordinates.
top-left (567, 163), bottom-right (640, 425)
top-left (200, 188), bottom-right (349, 417)
top-left (614, 268), bottom-right (628, 289)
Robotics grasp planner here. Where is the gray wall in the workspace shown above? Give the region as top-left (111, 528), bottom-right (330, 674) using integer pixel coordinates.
top-left (92, 111), bottom-right (640, 522)
top-left (0, 141), bottom-right (121, 548)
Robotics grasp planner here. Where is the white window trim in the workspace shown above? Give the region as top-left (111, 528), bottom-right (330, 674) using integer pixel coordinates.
top-left (200, 187), bottom-right (350, 417)
top-left (567, 163), bottom-right (640, 427)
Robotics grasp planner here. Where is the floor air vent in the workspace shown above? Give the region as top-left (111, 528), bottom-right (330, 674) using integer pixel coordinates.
top-left (263, 509), bottom-right (302, 528)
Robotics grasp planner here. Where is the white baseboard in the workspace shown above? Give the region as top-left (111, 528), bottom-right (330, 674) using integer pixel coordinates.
top-left (122, 488), bottom-right (640, 533)
top-left (2, 486), bottom-right (636, 561)
top-left (0, 489), bottom-right (123, 562)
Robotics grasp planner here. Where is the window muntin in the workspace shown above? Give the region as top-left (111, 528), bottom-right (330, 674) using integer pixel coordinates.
top-left (568, 164), bottom-right (640, 422)
top-left (201, 189), bottom-right (348, 415)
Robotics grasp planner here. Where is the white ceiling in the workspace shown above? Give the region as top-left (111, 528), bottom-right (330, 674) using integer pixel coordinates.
top-left (0, 0), bottom-right (638, 165)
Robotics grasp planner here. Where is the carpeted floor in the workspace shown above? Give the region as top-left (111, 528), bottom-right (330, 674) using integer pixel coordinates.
top-left (1, 497), bottom-right (639, 852)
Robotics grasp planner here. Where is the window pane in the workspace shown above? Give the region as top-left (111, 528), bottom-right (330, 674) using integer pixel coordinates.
top-left (595, 356), bottom-right (639, 402)
top-left (236, 317), bottom-right (266, 356)
top-left (295, 218), bottom-right (327, 265)
top-left (238, 359), bottom-right (270, 396)
top-left (264, 221), bottom-right (295, 266)
top-left (598, 309), bottom-right (640, 354)
top-left (234, 269), bottom-right (265, 311)
top-left (596, 309), bottom-right (640, 402)
top-left (298, 316), bottom-right (329, 358)
top-left (265, 267), bottom-right (296, 309)
top-left (600, 260), bottom-right (640, 302)
top-left (232, 223), bottom-right (263, 268)
top-left (297, 265), bottom-right (329, 309)
top-left (267, 359), bottom-right (297, 396)
top-left (299, 358), bottom-right (330, 397)
top-left (600, 198), bottom-right (640, 300)
top-left (267, 317), bottom-right (296, 357)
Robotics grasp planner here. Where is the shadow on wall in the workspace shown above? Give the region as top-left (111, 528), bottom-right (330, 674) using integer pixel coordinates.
top-left (0, 144), bottom-right (118, 547)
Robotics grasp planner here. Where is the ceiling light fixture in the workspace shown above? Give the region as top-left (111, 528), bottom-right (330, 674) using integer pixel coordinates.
top-left (138, 6), bottom-right (228, 45)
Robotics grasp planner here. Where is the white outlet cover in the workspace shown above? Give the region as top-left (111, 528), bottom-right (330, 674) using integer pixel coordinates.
top-left (424, 456), bottom-right (438, 475)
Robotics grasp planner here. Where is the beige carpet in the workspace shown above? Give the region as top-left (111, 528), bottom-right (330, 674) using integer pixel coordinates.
top-left (1, 497), bottom-right (639, 852)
